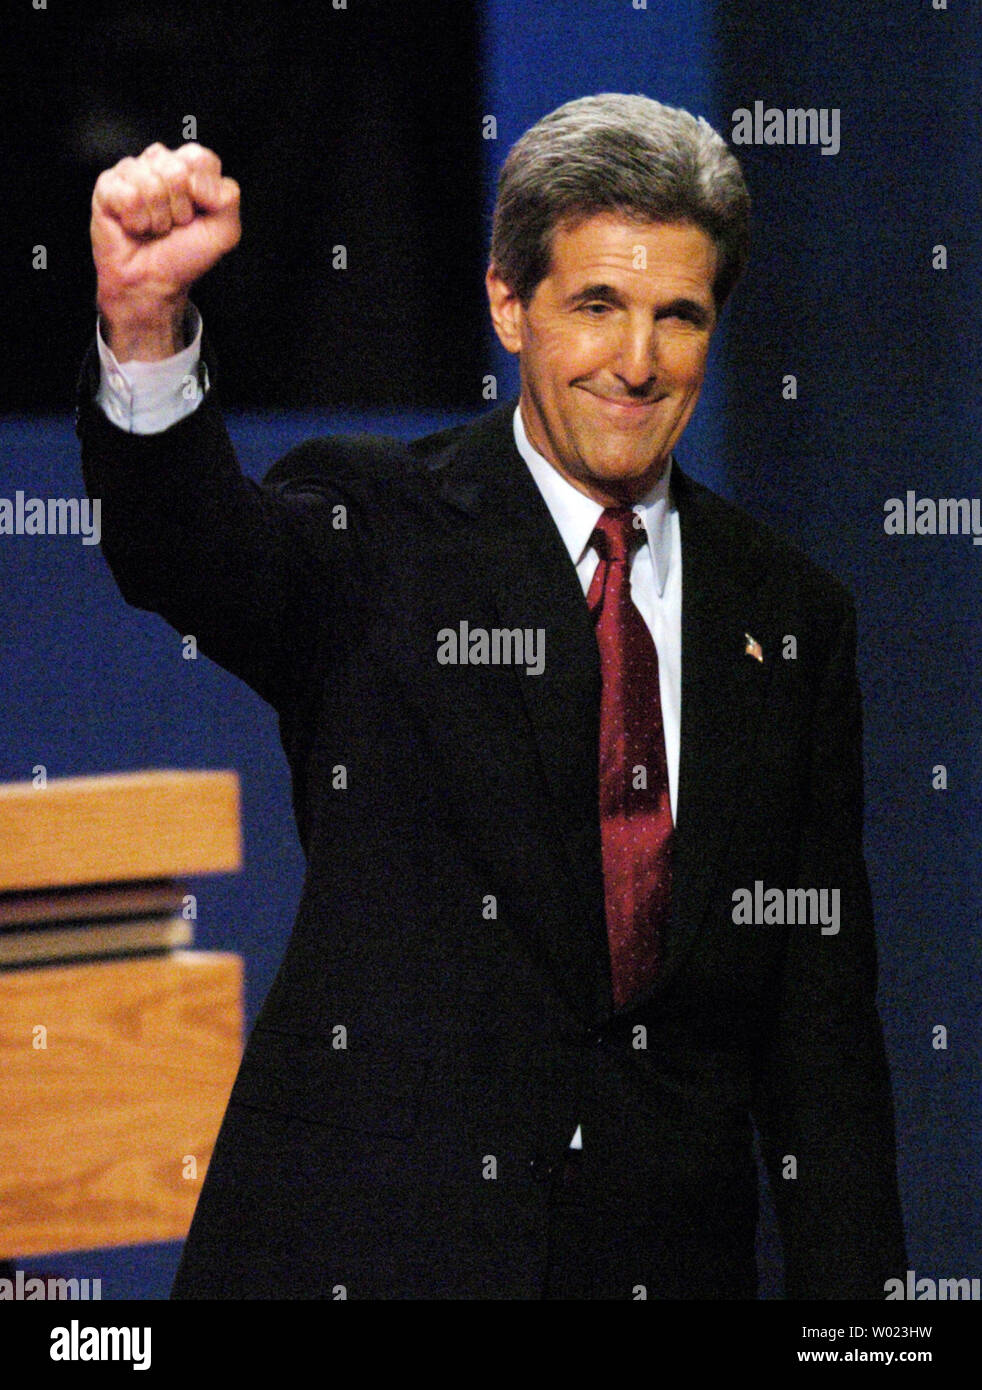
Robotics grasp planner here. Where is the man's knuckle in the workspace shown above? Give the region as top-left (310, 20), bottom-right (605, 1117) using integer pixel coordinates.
top-left (110, 180), bottom-right (140, 211)
top-left (142, 167), bottom-right (169, 195)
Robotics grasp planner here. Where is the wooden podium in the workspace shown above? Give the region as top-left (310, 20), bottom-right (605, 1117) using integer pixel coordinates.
top-left (0, 771), bottom-right (245, 1259)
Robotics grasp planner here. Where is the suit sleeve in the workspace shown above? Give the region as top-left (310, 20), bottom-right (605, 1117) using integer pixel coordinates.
top-left (76, 336), bottom-right (354, 711)
top-left (751, 593), bottom-right (907, 1299)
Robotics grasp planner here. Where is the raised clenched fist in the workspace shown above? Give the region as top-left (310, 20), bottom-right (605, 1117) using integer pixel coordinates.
top-left (91, 142), bottom-right (241, 359)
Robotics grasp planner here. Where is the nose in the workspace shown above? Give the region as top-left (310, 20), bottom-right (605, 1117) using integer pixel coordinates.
top-left (612, 315), bottom-right (658, 390)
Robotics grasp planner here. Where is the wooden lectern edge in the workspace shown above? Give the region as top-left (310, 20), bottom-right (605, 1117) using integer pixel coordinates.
top-left (169, 948), bottom-right (244, 969)
top-left (0, 767), bottom-right (240, 797)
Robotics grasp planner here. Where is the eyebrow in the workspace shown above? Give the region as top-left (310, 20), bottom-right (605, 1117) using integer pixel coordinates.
top-left (565, 283), bottom-right (713, 327)
top-left (565, 283), bottom-right (625, 309)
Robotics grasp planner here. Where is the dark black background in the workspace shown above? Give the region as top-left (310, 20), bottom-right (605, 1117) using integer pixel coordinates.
top-left (2, 0), bottom-right (487, 411)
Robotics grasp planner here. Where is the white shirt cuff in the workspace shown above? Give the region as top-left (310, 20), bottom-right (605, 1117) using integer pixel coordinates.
top-left (95, 303), bottom-right (209, 434)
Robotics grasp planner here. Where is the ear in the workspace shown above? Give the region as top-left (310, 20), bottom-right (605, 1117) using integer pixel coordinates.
top-left (485, 263), bottom-right (524, 355)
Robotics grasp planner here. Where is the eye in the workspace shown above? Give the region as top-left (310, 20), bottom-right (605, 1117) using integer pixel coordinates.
top-left (580, 302), bottom-right (612, 317)
top-left (657, 307), bottom-right (709, 329)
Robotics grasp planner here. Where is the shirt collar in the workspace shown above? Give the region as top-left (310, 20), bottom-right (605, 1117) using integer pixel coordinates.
top-left (512, 402), bottom-right (675, 596)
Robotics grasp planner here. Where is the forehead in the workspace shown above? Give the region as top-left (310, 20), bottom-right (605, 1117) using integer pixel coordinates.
top-left (546, 212), bottom-right (718, 291)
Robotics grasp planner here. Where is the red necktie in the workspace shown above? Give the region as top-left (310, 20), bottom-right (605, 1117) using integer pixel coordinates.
top-left (586, 507), bottom-right (673, 1009)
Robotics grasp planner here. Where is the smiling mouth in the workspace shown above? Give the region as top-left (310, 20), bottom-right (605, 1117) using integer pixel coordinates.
top-left (582, 389), bottom-right (666, 419)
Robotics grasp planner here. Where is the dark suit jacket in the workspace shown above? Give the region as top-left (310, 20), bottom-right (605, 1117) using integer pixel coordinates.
top-left (76, 341), bottom-right (906, 1299)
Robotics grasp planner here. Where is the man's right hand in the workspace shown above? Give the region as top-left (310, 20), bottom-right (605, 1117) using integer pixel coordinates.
top-left (91, 142), bottom-right (240, 361)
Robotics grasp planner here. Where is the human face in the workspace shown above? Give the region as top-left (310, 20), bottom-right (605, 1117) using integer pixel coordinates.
top-left (487, 214), bottom-right (719, 505)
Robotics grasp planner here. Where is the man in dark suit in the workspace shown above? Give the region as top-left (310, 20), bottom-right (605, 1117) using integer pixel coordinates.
top-left (78, 94), bottom-right (905, 1299)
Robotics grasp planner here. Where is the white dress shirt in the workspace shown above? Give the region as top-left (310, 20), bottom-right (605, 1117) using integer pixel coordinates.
top-left (95, 315), bottom-right (684, 1156)
top-left (96, 304), bottom-right (208, 434)
top-left (512, 405), bottom-right (681, 822)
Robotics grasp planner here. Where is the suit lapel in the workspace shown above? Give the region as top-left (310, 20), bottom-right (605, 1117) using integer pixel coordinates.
top-left (424, 403), bottom-right (611, 1020)
top-left (651, 466), bottom-right (780, 998)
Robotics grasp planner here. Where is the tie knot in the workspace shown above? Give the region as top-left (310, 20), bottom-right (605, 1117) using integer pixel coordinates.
top-left (591, 506), bottom-right (644, 564)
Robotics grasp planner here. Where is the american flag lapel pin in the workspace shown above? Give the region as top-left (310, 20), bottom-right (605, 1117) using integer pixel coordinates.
top-left (744, 632), bottom-right (763, 663)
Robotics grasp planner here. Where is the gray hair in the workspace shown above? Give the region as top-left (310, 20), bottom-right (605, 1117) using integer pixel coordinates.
top-left (490, 93), bottom-right (751, 310)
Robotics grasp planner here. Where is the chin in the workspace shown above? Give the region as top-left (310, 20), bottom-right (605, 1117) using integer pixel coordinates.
top-left (590, 456), bottom-right (657, 480)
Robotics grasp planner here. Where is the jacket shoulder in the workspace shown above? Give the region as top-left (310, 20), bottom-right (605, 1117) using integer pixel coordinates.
top-left (262, 404), bottom-right (509, 494)
top-left (676, 465), bottom-right (856, 618)
top-left (261, 432), bottom-right (420, 492)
